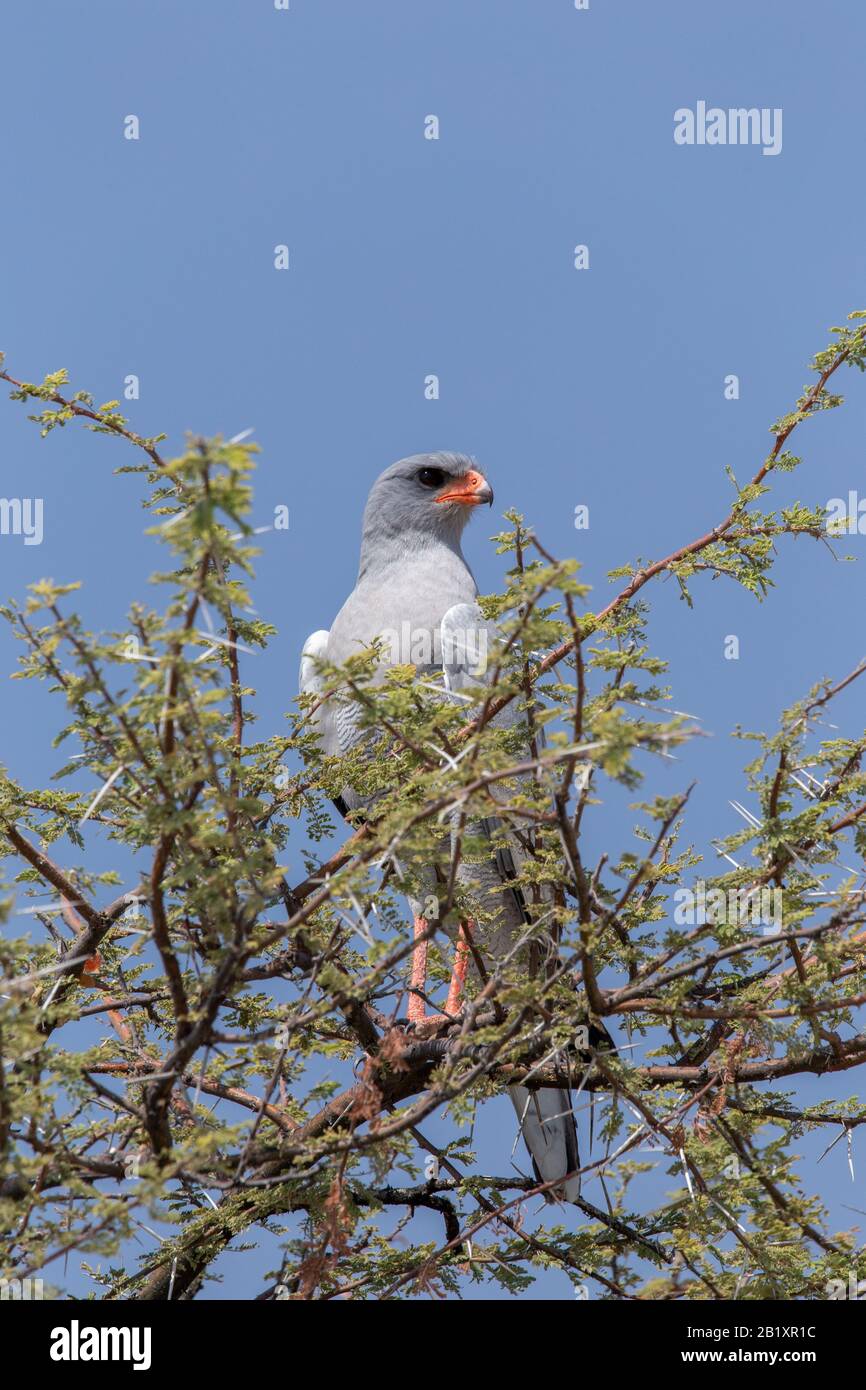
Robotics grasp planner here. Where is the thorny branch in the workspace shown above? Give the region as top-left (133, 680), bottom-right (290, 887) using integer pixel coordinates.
top-left (1, 315), bottom-right (866, 1300)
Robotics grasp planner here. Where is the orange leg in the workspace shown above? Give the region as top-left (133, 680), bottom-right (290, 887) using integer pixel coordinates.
top-left (444, 921), bottom-right (473, 1017)
top-left (407, 915), bottom-right (429, 1023)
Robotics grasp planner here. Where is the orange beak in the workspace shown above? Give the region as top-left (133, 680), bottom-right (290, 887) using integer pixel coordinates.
top-left (434, 470), bottom-right (494, 507)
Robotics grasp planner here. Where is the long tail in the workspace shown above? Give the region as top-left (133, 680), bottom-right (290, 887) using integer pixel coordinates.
top-left (509, 1085), bottom-right (581, 1203)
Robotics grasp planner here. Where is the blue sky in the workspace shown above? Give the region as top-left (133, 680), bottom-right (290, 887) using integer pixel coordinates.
top-left (1, 1), bottom-right (865, 1299)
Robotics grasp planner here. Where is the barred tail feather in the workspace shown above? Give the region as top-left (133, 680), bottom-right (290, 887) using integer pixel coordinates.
top-left (509, 1085), bottom-right (581, 1204)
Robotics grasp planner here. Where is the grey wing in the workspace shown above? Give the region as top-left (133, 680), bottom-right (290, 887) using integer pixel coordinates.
top-left (440, 600), bottom-right (538, 930)
top-left (440, 605), bottom-right (581, 1202)
top-left (440, 600), bottom-right (533, 925)
top-left (299, 628), bottom-right (361, 760)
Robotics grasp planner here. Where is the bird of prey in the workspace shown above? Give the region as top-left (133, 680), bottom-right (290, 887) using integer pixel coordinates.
top-left (299, 452), bottom-right (583, 1201)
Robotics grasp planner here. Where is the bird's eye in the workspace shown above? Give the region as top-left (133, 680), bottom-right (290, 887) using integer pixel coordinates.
top-left (417, 467), bottom-right (446, 489)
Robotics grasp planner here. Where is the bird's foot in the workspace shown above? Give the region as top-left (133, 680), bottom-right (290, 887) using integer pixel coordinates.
top-left (406, 1010), bottom-right (461, 1039)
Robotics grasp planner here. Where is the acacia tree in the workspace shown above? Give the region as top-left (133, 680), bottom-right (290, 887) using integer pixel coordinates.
top-left (1, 314), bottom-right (865, 1302)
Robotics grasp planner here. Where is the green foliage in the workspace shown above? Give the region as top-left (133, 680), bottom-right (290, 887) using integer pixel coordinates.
top-left (0, 316), bottom-right (865, 1300)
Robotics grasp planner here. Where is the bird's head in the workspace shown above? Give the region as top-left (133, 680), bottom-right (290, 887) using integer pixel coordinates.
top-left (361, 452), bottom-right (494, 560)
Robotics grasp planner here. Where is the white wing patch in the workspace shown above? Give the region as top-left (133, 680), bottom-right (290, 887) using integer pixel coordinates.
top-left (299, 629), bottom-right (330, 699)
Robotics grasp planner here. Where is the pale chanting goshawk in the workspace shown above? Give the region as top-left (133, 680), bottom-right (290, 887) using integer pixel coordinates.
top-left (299, 452), bottom-right (583, 1202)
